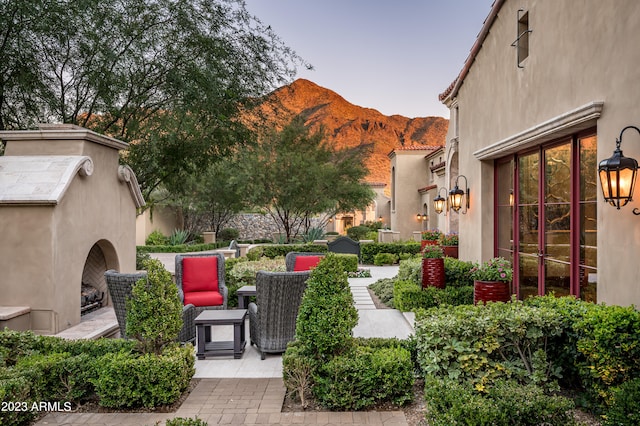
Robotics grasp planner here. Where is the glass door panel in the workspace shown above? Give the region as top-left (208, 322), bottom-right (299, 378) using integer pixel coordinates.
top-left (544, 259), bottom-right (571, 297)
top-left (579, 135), bottom-right (598, 302)
top-left (518, 152), bottom-right (540, 299)
top-left (544, 142), bottom-right (572, 296)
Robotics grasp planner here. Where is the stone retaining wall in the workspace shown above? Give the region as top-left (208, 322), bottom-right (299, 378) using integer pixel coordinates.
top-left (225, 213), bottom-right (322, 241)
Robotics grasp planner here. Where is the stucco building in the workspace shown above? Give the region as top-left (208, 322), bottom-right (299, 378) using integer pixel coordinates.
top-left (0, 124), bottom-right (144, 334)
top-left (438, 0), bottom-right (640, 306)
top-left (388, 146), bottom-right (448, 240)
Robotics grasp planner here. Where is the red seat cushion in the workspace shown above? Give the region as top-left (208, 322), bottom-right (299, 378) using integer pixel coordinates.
top-left (182, 256), bottom-right (219, 295)
top-left (184, 290), bottom-right (224, 307)
top-left (293, 255), bottom-right (323, 271)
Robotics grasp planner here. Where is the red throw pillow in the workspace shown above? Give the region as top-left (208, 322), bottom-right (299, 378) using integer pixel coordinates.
top-left (293, 255), bottom-right (323, 271)
top-left (181, 257), bottom-right (219, 294)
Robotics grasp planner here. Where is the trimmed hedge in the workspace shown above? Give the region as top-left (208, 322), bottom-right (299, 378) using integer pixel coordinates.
top-left (246, 244), bottom-right (327, 260)
top-left (361, 242), bottom-right (421, 264)
top-left (424, 376), bottom-right (576, 426)
top-left (137, 242), bottom-right (221, 254)
top-left (393, 280), bottom-right (473, 312)
top-left (93, 344), bottom-right (194, 408)
top-left (313, 345), bottom-right (413, 410)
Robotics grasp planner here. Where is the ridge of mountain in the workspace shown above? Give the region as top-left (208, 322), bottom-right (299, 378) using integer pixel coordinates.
top-left (257, 79), bottom-right (449, 186)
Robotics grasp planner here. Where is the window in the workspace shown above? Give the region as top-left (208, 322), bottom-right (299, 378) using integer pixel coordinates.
top-left (511, 10), bottom-right (531, 68)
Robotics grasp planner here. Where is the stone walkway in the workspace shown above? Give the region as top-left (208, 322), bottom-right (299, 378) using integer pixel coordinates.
top-left (36, 265), bottom-right (412, 425)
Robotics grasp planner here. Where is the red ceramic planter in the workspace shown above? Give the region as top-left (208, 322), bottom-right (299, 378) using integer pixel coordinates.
top-left (473, 280), bottom-right (511, 304)
top-left (422, 258), bottom-right (445, 289)
top-left (442, 246), bottom-right (458, 258)
top-left (421, 240), bottom-right (439, 250)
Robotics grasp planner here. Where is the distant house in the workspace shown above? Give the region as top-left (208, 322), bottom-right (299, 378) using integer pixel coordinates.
top-left (388, 146), bottom-right (447, 240)
top-left (438, 0), bottom-right (640, 306)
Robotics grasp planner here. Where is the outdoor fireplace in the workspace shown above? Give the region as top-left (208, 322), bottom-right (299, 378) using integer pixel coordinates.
top-left (0, 124), bottom-right (145, 334)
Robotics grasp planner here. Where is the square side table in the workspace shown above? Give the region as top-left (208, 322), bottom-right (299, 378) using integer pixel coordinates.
top-left (195, 309), bottom-right (247, 359)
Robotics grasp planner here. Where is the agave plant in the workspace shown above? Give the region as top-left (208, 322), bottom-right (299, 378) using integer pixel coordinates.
top-left (168, 229), bottom-right (190, 245)
top-left (303, 227), bottom-right (326, 242)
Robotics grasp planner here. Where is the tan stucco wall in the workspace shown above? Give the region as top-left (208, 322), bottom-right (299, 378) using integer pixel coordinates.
top-left (390, 151), bottom-right (431, 240)
top-left (135, 206), bottom-right (180, 245)
top-left (0, 128), bottom-right (139, 333)
top-left (443, 0), bottom-right (640, 306)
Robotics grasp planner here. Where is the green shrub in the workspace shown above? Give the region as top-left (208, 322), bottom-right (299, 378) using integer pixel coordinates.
top-left (93, 345), bottom-right (194, 408)
top-left (424, 376), bottom-right (576, 426)
top-left (361, 242), bottom-right (421, 264)
top-left (523, 295), bottom-right (592, 389)
top-left (573, 303), bottom-right (640, 408)
top-left (260, 244), bottom-right (327, 259)
top-left (137, 243), bottom-right (220, 254)
top-left (444, 257), bottom-right (476, 288)
top-left (165, 417), bottom-right (208, 426)
top-left (136, 250), bottom-right (152, 270)
top-left (15, 352), bottom-right (95, 402)
top-left (334, 253), bottom-right (358, 272)
top-left (368, 278), bottom-right (395, 308)
top-left (604, 378), bottom-right (640, 426)
top-left (373, 252), bottom-right (397, 265)
top-left (346, 225), bottom-right (370, 241)
top-left (415, 301), bottom-right (565, 390)
top-left (0, 375), bottom-right (36, 426)
top-left (217, 228), bottom-right (239, 241)
top-left (313, 345), bottom-right (413, 410)
top-left (145, 229), bottom-right (169, 246)
top-left (295, 254), bottom-right (358, 359)
top-left (397, 257), bottom-right (421, 284)
top-left (282, 341), bottom-right (316, 408)
top-left (226, 257), bottom-right (286, 307)
top-left (126, 258), bottom-right (183, 354)
top-left (365, 231), bottom-right (378, 241)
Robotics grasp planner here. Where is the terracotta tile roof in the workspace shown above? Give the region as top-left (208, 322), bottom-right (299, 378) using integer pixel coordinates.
top-left (367, 182), bottom-right (387, 187)
top-left (418, 184), bottom-right (438, 193)
top-left (439, 0), bottom-right (505, 102)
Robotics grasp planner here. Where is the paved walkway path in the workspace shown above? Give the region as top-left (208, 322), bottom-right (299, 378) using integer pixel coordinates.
top-left (37, 263), bottom-right (412, 425)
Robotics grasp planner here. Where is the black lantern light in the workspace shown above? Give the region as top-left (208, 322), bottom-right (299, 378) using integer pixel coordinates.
top-left (433, 187), bottom-right (448, 214)
top-left (598, 126), bottom-right (639, 212)
top-left (449, 175), bottom-right (470, 213)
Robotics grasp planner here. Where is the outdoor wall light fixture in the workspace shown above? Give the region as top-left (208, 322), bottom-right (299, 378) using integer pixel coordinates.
top-left (416, 213), bottom-right (428, 221)
top-left (598, 125), bottom-right (640, 214)
top-left (433, 187), bottom-right (448, 214)
top-left (509, 190), bottom-right (514, 207)
top-left (449, 175), bottom-right (470, 213)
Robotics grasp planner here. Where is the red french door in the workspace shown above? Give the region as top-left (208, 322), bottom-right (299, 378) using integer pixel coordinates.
top-left (495, 132), bottom-right (597, 302)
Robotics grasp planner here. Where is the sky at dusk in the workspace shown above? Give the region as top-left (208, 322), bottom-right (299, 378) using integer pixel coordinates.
top-left (243, 0), bottom-right (495, 119)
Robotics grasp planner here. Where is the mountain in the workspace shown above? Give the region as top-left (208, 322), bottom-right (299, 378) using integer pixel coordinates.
top-left (254, 79), bottom-right (448, 186)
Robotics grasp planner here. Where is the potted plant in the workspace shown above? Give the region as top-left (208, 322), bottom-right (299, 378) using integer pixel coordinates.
top-left (421, 229), bottom-right (442, 250)
top-left (439, 233), bottom-right (459, 258)
top-left (470, 257), bottom-right (513, 304)
top-left (421, 245), bottom-right (445, 289)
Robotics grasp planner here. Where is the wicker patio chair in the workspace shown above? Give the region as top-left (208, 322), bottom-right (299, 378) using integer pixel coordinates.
top-left (248, 270), bottom-right (311, 360)
top-left (285, 252), bottom-right (326, 272)
top-left (104, 270), bottom-right (197, 344)
top-left (175, 252), bottom-right (228, 312)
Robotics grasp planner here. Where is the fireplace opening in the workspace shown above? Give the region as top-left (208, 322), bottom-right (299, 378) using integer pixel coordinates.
top-left (80, 243), bottom-right (111, 317)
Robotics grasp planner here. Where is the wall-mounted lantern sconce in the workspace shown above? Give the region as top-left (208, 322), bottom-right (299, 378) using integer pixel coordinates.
top-left (378, 216), bottom-right (383, 222)
top-left (433, 187), bottom-right (448, 214)
top-left (449, 175), bottom-right (470, 213)
top-left (328, 217), bottom-right (334, 223)
top-left (416, 213), bottom-right (428, 221)
top-left (598, 125), bottom-right (640, 214)
top-left (509, 190), bottom-right (514, 207)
